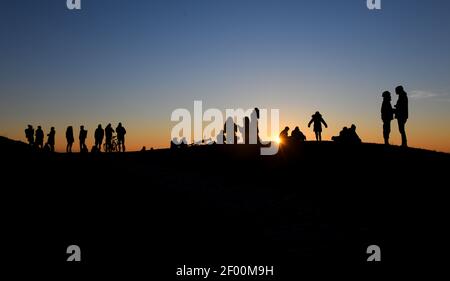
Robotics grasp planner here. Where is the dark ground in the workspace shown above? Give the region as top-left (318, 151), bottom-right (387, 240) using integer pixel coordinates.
top-left (1, 136), bottom-right (449, 278)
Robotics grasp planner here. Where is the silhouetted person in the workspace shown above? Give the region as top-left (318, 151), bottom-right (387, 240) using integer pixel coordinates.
top-left (116, 122), bottom-right (126, 152)
top-left (79, 126), bottom-right (88, 153)
top-left (279, 126), bottom-right (290, 144)
top-left (216, 130), bottom-right (225, 144)
top-left (348, 124), bottom-right (361, 143)
top-left (243, 117), bottom-right (250, 144)
top-left (381, 91), bottom-right (394, 145)
top-left (250, 107), bottom-right (261, 145)
top-left (46, 127), bottom-right (56, 152)
top-left (105, 123), bottom-right (115, 152)
top-left (25, 125), bottom-right (34, 146)
top-left (66, 126), bottom-right (74, 153)
top-left (308, 111), bottom-right (328, 141)
top-left (94, 124), bottom-right (104, 151)
top-left (291, 126), bottom-right (306, 142)
top-left (394, 86), bottom-right (408, 147)
top-left (35, 126), bottom-right (44, 149)
top-left (180, 137), bottom-right (188, 149)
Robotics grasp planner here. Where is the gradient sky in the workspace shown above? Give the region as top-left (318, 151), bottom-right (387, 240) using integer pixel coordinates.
top-left (1, 0), bottom-right (449, 152)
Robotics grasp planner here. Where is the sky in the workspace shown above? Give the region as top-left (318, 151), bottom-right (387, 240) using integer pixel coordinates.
top-left (1, 0), bottom-right (449, 152)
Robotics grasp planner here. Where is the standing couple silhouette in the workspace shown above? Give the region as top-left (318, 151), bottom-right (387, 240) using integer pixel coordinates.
top-left (381, 85), bottom-right (408, 147)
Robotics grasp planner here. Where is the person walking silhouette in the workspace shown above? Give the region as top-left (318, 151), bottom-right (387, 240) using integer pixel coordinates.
top-left (394, 86), bottom-right (408, 147)
top-left (308, 111), bottom-right (328, 141)
top-left (381, 91), bottom-right (394, 145)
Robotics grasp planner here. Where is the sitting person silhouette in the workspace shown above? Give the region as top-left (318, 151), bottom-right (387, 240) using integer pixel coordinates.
top-left (308, 111), bottom-right (328, 141)
top-left (332, 127), bottom-right (348, 143)
top-left (279, 126), bottom-right (290, 144)
top-left (223, 117), bottom-right (238, 144)
top-left (104, 123), bottom-right (115, 152)
top-left (332, 124), bottom-right (361, 144)
top-left (291, 126), bottom-right (306, 142)
top-left (35, 126), bottom-right (44, 149)
top-left (25, 125), bottom-right (34, 146)
top-left (348, 124), bottom-right (361, 143)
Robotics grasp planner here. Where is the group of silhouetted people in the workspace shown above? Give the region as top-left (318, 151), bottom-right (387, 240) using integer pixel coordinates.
top-left (381, 86), bottom-right (408, 147)
top-left (332, 124), bottom-right (361, 144)
top-left (276, 85), bottom-right (409, 147)
top-left (25, 123), bottom-right (127, 153)
top-left (277, 111), bottom-right (327, 146)
top-left (25, 125), bottom-right (55, 152)
top-left (279, 126), bottom-right (307, 145)
top-left (26, 85), bottom-right (410, 153)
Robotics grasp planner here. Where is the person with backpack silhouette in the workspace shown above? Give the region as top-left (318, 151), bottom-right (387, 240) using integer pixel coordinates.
top-left (66, 126), bottom-right (74, 153)
top-left (35, 126), bottom-right (44, 149)
top-left (79, 125), bottom-right (88, 153)
top-left (381, 91), bottom-right (394, 145)
top-left (308, 111), bottom-right (328, 141)
top-left (116, 122), bottom-right (126, 152)
top-left (394, 86), bottom-right (408, 147)
top-left (104, 123), bottom-right (115, 152)
top-left (46, 127), bottom-right (56, 152)
top-left (94, 124), bottom-right (104, 151)
top-left (25, 125), bottom-right (34, 146)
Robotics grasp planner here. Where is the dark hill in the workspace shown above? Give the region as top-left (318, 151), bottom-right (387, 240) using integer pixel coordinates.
top-left (1, 136), bottom-right (449, 275)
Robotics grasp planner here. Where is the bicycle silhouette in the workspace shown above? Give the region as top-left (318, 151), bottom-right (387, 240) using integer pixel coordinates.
top-left (103, 135), bottom-right (119, 152)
